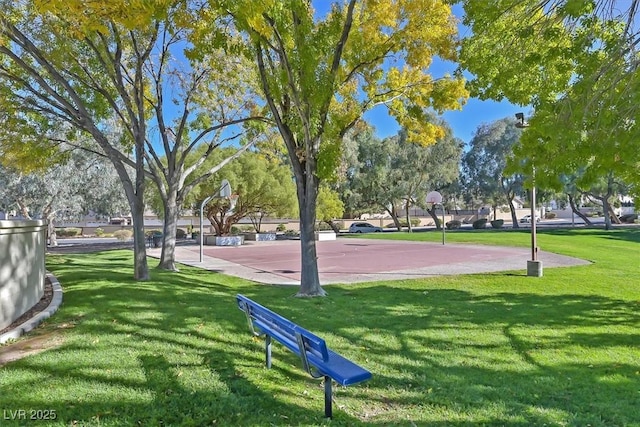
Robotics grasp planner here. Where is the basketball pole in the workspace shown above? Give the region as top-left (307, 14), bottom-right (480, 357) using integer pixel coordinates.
top-left (199, 195), bottom-right (214, 263)
top-left (200, 180), bottom-right (232, 263)
top-left (441, 203), bottom-right (445, 245)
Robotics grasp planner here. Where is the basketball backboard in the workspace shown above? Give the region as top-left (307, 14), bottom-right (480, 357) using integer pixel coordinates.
top-left (426, 191), bottom-right (442, 205)
top-left (219, 179), bottom-right (231, 198)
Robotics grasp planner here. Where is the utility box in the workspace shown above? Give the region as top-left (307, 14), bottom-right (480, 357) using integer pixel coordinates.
top-left (0, 220), bottom-right (47, 330)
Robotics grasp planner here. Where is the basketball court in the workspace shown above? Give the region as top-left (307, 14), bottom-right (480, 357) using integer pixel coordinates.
top-left (152, 238), bottom-right (589, 285)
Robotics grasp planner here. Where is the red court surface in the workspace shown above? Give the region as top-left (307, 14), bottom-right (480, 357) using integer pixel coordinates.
top-left (174, 238), bottom-right (586, 285)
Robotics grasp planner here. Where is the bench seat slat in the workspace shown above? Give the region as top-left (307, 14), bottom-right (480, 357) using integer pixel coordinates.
top-left (253, 319), bottom-right (301, 355)
top-left (308, 349), bottom-right (372, 386)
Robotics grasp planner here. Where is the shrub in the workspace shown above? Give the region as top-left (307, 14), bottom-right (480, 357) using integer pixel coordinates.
top-left (386, 218), bottom-right (421, 228)
top-left (113, 229), bottom-right (133, 241)
top-left (545, 212), bottom-right (557, 219)
top-left (472, 218), bottom-right (488, 229)
top-left (316, 222), bottom-right (333, 231)
top-left (57, 227), bottom-right (82, 237)
top-left (276, 223), bottom-right (287, 232)
top-left (396, 218), bottom-right (421, 227)
top-left (145, 229), bottom-right (162, 238)
top-left (619, 213), bottom-right (638, 224)
top-left (445, 220), bottom-right (462, 230)
top-left (490, 219), bottom-right (504, 229)
top-left (176, 228), bottom-right (187, 239)
top-left (95, 227), bottom-right (105, 237)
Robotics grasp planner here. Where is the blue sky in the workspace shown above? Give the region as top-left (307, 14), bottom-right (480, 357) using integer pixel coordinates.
top-left (354, 2), bottom-right (523, 146)
top-left (363, 84), bottom-right (523, 145)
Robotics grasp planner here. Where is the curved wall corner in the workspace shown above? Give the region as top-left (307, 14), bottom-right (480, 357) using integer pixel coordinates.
top-left (0, 220), bottom-right (47, 330)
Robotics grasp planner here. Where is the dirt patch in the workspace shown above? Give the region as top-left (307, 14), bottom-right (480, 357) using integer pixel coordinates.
top-left (0, 330), bottom-right (66, 366)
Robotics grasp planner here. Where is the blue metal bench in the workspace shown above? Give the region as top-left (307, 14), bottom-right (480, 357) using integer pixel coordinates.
top-left (236, 294), bottom-right (372, 418)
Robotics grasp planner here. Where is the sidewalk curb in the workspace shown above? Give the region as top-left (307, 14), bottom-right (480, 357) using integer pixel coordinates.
top-left (0, 272), bottom-right (64, 344)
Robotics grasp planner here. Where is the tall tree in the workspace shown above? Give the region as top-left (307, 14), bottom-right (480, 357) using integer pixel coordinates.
top-left (350, 130), bottom-right (403, 227)
top-left (333, 121), bottom-right (378, 220)
top-left (462, 117), bottom-right (525, 227)
top-left (142, 25), bottom-right (265, 271)
top-left (204, 0), bottom-right (467, 296)
top-left (0, 1), bottom-right (266, 275)
top-left (316, 186), bottom-right (345, 233)
top-left (194, 148), bottom-right (297, 236)
top-left (351, 122), bottom-right (462, 230)
top-left (459, 0), bottom-right (640, 198)
top-left (392, 124), bottom-right (463, 231)
top-left (0, 149), bottom-right (128, 246)
top-left (0, 1), bottom-right (167, 279)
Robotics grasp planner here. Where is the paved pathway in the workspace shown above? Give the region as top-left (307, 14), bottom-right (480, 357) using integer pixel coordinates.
top-left (147, 238), bottom-right (590, 285)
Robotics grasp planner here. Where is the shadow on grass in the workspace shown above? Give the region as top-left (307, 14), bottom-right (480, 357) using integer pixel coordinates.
top-left (3, 249), bottom-right (639, 425)
top-left (259, 285), bottom-right (640, 425)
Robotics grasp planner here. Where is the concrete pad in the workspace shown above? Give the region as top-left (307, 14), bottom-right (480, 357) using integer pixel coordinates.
top-left (147, 238), bottom-right (590, 285)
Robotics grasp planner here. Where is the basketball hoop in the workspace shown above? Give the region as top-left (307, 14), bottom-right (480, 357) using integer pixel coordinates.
top-left (228, 194), bottom-right (239, 213)
top-left (426, 191), bottom-right (443, 205)
top-left (426, 190), bottom-right (445, 246)
top-left (220, 179), bottom-right (231, 198)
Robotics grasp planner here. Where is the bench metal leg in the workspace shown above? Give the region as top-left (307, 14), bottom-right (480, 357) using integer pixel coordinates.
top-left (324, 376), bottom-right (332, 418)
top-left (265, 335), bottom-right (272, 369)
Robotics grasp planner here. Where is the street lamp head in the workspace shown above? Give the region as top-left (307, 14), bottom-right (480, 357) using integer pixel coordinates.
top-left (515, 112), bottom-right (530, 128)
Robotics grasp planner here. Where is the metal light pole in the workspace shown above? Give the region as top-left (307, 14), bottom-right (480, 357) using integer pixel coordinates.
top-left (516, 113), bottom-right (543, 277)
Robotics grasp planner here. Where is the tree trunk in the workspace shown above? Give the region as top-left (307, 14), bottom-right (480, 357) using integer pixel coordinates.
top-left (41, 205), bottom-right (57, 247)
top-left (158, 190), bottom-right (179, 271)
top-left (568, 194), bottom-right (592, 225)
top-left (16, 200), bottom-right (31, 219)
top-left (427, 206), bottom-right (441, 229)
top-left (105, 138), bottom-right (149, 281)
top-left (256, 213), bottom-right (264, 233)
top-left (47, 217), bottom-right (58, 247)
top-left (324, 220), bottom-right (341, 234)
top-left (296, 171), bottom-right (325, 297)
top-left (405, 199), bottom-right (412, 233)
top-left (384, 204), bottom-right (402, 231)
top-left (608, 204), bottom-right (621, 224)
top-left (508, 199), bottom-right (519, 229)
top-left (601, 197), bottom-right (612, 231)
top-left (128, 186), bottom-right (149, 280)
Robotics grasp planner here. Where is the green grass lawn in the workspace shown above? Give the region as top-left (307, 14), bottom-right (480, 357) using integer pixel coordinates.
top-left (1, 228), bottom-right (639, 426)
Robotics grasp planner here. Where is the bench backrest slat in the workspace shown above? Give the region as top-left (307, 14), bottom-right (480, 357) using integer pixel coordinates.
top-left (237, 294), bottom-right (329, 362)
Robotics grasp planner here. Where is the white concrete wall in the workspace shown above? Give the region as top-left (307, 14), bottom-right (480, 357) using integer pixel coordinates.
top-left (0, 220), bottom-right (47, 330)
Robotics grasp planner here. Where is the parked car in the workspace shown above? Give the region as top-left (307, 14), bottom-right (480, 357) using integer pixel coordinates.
top-left (519, 214), bottom-right (540, 223)
top-left (348, 222), bottom-right (383, 233)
